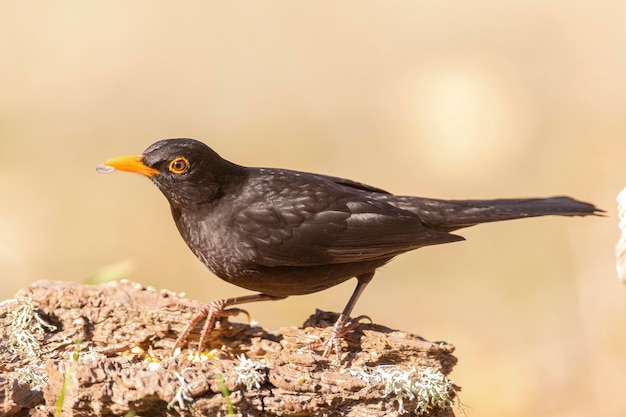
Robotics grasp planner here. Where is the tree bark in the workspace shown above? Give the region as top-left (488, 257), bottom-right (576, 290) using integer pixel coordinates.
top-left (0, 280), bottom-right (458, 417)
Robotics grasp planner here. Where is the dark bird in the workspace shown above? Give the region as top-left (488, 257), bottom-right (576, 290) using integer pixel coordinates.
top-left (99, 138), bottom-right (602, 358)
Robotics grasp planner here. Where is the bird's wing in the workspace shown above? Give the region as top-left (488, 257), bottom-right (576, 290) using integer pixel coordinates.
top-left (234, 189), bottom-right (464, 268)
top-left (307, 172), bottom-right (392, 194)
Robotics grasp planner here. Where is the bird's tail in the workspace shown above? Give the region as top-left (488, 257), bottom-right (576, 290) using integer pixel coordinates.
top-left (397, 196), bottom-right (603, 232)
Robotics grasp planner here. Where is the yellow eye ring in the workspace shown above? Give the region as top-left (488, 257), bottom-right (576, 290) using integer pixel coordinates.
top-left (169, 157), bottom-right (189, 174)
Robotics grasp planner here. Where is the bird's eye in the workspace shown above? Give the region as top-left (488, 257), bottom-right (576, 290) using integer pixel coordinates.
top-left (168, 157), bottom-right (189, 174)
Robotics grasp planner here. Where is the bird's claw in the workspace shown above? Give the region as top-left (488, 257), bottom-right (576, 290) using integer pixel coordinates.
top-left (321, 314), bottom-right (372, 360)
top-left (171, 300), bottom-right (249, 355)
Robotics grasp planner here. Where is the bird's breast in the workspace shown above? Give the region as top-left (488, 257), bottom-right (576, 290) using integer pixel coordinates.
top-left (174, 207), bottom-right (257, 279)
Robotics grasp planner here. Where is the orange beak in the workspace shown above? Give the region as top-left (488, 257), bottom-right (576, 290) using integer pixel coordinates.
top-left (100, 154), bottom-right (160, 177)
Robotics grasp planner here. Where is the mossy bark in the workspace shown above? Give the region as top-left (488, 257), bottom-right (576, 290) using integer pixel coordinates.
top-left (0, 280), bottom-right (458, 417)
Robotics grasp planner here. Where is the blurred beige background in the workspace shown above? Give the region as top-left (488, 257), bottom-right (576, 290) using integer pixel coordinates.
top-left (1, 1), bottom-right (624, 416)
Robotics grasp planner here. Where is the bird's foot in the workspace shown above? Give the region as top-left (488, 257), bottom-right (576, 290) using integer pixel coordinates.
top-left (171, 299), bottom-right (249, 355)
top-left (322, 314), bottom-right (372, 361)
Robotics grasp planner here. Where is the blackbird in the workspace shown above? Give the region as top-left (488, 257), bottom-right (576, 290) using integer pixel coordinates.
top-left (100, 138), bottom-right (601, 358)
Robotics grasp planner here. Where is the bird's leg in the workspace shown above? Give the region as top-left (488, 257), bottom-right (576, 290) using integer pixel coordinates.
top-left (172, 293), bottom-right (285, 354)
top-left (323, 271), bottom-right (375, 360)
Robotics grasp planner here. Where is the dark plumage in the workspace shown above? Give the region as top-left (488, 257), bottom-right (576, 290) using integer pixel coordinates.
top-left (101, 138), bottom-right (602, 358)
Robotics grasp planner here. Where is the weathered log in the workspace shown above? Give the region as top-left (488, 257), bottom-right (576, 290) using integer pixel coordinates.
top-left (0, 280), bottom-right (458, 417)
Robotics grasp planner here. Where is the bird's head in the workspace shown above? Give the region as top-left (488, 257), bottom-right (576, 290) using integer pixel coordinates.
top-left (100, 138), bottom-right (246, 207)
